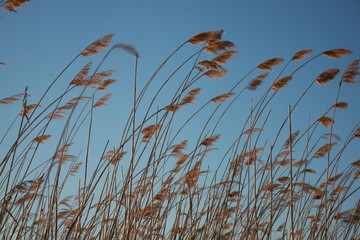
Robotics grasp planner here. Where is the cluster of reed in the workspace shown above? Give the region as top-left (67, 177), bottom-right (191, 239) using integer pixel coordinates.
top-left (0, 29), bottom-right (359, 240)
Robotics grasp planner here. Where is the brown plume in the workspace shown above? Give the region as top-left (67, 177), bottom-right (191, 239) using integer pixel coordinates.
top-left (0, 93), bottom-right (25, 105)
top-left (33, 134), bottom-right (51, 144)
top-left (211, 93), bottom-right (235, 104)
top-left (316, 69), bottom-right (340, 85)
top-left (323, 48), bottom-right (352, 59)
top-left (257, 58), bottom-right (284, 71)
top-left (341, 59), bottom-right (360, 84)
top-left (187, 30), bottom-right (224, 45)
top-left (70, 62), bottom-right (92, 86)
top-left (314, 142), bottom-right (337, 158)
top-left (272, 76), bottom-right (292, 91)
top-left (201, 134), bottom-right (220, 147)
top-left (291, 49), bottom-right (312, 61)
top-left (93, 94), bottom-right (112, 108)
top-left (81, 34), bottom-right (113, 57)
top-left (3, 0), bottom-right (31, 12)
top-left (247, 73), bottom-right (269, 90)
top-left (317, 116), bottom-right (334, 127)
top-left (212, 50), bottom-right (238, 64)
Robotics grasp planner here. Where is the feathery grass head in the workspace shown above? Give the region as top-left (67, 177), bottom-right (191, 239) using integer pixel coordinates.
top-left (70, 62), bottom-right (92, 86)
top-left (93, 93), bottom-right (112, 108)
top-left (201, 134), bottom-right (220, 147)
top-left (323, 48), bottom-right (352, 59)
top-left (341, 58), bottom-right (360, 84)
top-left (0, 93), bottom-right (25, 105)
top-left (204, 40), bottom-right (236, 54)
top-left (3, 0), bottom-right (31, 12)
top-left (187, 30), bottom-right (224, 45)
top-left (257, 58), bottom-right (284, 71)
top-left (141, 124), bottom-right (161, 142)
top-left (247, 73), bottom-right (269, 90)
top-left (317, 116), bottom-right (334, 127)
top-left (211, 92), bottom-right (235, 104)
top-left (113, 43), bottom-right (139, 57)
top-left (33, 134), bottom-right (51, 144)
top-left (316, 69), bottom-right (340, 85)
top-left (291, 49), bottom-right (312, 61)
top-left (81, 34), bottom-right (114, 57)
top-left (203, 68), bottom-right (228, 79)
top-left (212, 50), bottom-right (238, 64)
top-left (332, 102), bottom-right (348, 109)
top-left (272, 76), bottom-right (292, 91)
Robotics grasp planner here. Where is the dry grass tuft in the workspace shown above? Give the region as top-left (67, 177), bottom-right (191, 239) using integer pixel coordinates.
top-left (33, 134), bottom-right (51, 144)
top-left (257, 58), bottom-right (284, 71)
top-left (70, 62), bottom-right (92, 86)
top-left (211, 92), bottom-right (236, 104)
top-left (201, 134), bottom-right (221, 147)
top-left (93, 93), bottom-right (112, 108)
top-left (341, 58), bottom-right (360, 84)
top-left (212, 50), bottom-right (238, 64)
top-left (187, 30), bottom-right (224, 45)
top-left (332, 102), bottom-right (348, 109)
top-left (0, 93), bottom-right (25, 105)
top-left (2, 0), bottom-right (31, 12)
top-left (113, 43), bottom-right (139, 57)
top-left (203, 68), bottom-right (228, 79)
top-left (314, 142), bottom-right (337, 158)
top-left (317, 116), bottom-right (334, 127)
top-left (247, 73), bottom-right (269, 90)
top-left (323, 48), bottom-right (352, 59)
top-left (291, 49), bottom-right (312, 61)
top-left (316, 69), bottom-right (340, 85)
top-left (81, 34), bottom-right (114, 57)
top-left (272, 76), bottom-right (292, 91)
top-left (141, 124), bottom-right (161, 142)
top-left (204, 41), bottom-right (236, 54)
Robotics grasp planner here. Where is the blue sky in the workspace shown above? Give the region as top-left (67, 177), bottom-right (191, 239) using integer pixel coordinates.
top-left (1, 0), bottom-right (359, 212)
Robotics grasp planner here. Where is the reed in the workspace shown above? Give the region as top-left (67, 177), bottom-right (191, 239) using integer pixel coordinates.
top-left (0, 27), bottom-right (359, 240)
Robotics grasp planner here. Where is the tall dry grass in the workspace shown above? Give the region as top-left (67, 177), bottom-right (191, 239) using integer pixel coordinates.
top-left (1, 27), bottom-right (359, 240)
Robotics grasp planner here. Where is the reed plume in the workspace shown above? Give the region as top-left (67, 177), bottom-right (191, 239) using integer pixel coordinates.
top-left (113, 43), bottom-right (139, 57)
top-left (93, 93), bottom-right (112, 108)
top-left (317, 116), bottom-right (334, 127)
top-left (0, 93), bottom-right (25, 105)
top-left (341, 58), bottom-right (360, 84)
top-left (314, 142), bottom-right (337, 158)
top-left (246, 73), bottom-right (268, 90)
top-left (32, 134), bottom-right (51, 144)
top-left (201, 134), bottom-right (220, 147)
top-left (187, 30), bottom-right (224, 45)
top-left (211, 92), bottom-right (235, 103)
top-left (1, 29), bottom-right (359, 240)
top-left (323, 48), bottom-right (352, 59)
top-left (315, 69), bottom-right (340, 85)
top-left (291, 49), bottom-right (312, 61)
top-left (257, 58), bottom-right (284, 70)
top-left (81, 34), bottom-right (114, 57)
top-left (272, 75), bottom-right (292, 91)
top-left (2, 0), bottom-right (31, 12)
top-left (212, 50), bottom-right (238, 64)
top-left (332, 102), bottom-right (348, 109)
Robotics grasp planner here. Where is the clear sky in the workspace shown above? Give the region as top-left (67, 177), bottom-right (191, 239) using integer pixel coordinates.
top-left (1, 0), bottom-right (359, 216)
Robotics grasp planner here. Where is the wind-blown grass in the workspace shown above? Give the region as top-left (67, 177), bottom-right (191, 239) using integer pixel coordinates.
top-left (0, 29), bottom-right (359, 240)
